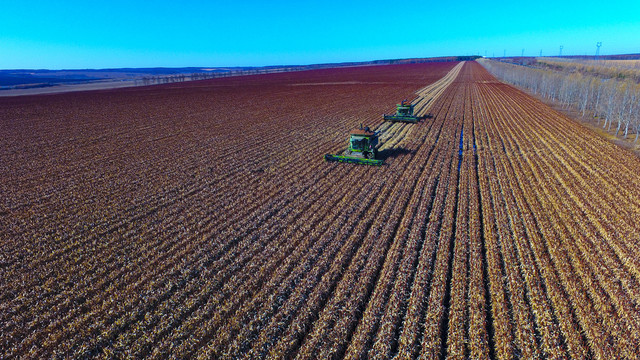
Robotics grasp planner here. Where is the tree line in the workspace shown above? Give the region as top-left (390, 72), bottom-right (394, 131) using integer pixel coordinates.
top-left (478, 59), bottom-right (640, 142)
top-left (134, 67), bottom-right (319, 87)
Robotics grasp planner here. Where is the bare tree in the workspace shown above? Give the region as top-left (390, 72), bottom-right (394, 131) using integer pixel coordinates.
top-left (623, 85), bottom-right (638, 138)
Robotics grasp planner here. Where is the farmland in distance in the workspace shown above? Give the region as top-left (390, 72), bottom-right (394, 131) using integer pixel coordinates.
top-left (1, 61), bottom-right (640, 359)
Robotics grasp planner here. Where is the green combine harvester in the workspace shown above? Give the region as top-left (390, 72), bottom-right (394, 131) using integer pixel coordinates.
top-left (325, 126), bottom-right (383, 166)
top-left (383, 99), bottom-right (419, 123)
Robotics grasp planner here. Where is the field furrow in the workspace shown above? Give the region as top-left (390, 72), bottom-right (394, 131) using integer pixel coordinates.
top-left (3, 60), bottom-right (640, 359)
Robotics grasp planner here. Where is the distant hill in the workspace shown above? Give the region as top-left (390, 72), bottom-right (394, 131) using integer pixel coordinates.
top-left (0, 72), bottom-right (103, 87)
top-left (0, 56), bottom-right (471, 91)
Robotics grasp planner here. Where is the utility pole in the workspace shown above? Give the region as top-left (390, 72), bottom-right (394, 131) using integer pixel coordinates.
top-left (559, 45), bottom-right (563, 57)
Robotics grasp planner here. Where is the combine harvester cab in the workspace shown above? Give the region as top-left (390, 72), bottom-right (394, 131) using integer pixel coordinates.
top-left (383, 99), bottom-right (419, 123)
top-left (325, 126), bottom-right (383, 166)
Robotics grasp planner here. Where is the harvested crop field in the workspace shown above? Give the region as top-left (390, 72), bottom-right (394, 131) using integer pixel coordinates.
top-left (2, 61), bottom-right (640, 359)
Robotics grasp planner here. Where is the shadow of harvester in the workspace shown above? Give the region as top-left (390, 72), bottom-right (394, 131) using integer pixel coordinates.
top-left (377, 147), bottom-right (414, 161)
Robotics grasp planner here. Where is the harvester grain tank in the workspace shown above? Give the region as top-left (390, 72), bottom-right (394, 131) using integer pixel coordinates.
top-left (324, 126), bottom-right (383, 166)
top-left (383, 99), bottom-right (419, 123)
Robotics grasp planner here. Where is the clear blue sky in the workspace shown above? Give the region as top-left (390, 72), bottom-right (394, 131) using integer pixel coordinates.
top-left (1, 0), bottom-right (639, 69)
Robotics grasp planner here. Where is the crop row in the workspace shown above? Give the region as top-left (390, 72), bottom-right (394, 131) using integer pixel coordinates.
top-left (0, 62), bottom-right (457, 358)
top-left (471, 61), bottom-right (640, 359)
top-left (3, 61), bottom-right (640, 359)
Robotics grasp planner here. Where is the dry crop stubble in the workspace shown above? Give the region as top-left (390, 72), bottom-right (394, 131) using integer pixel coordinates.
top-left (2, 61), bottom-right (640, 359)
